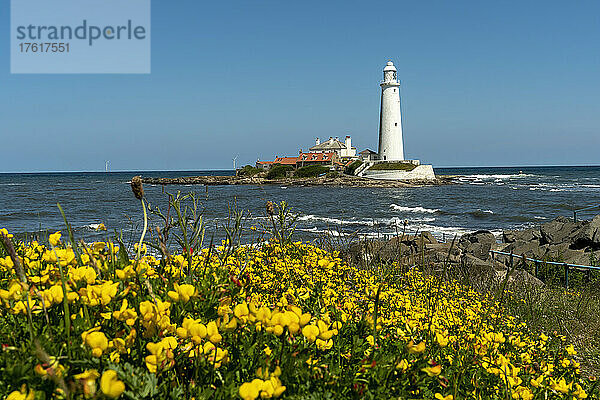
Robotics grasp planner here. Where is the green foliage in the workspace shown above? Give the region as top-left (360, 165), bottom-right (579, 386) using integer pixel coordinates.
top-left (344, 160), bottom-right (363, 175)
top-left (368, 162), bottom-right (416, 171)
top-left (238, 165), bottom-right (261, 177)
top-left (294, 165), bottom-right (330, 178)
top-left (326, 171), bottom-right (339, 179)
top-left (266, 165), bottom-right (294, 179)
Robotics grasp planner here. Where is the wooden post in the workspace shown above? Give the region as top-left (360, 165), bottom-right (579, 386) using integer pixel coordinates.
top-left (535, 261), bottom-right (539, 278)
top-left (564, 264), bottom-right (569, 289)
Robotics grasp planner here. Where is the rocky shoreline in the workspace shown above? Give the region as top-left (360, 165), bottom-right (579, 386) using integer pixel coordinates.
top-left (141, 174), bottom-right (456, 188)
top-left (345, 214), bottom-right (600, 287)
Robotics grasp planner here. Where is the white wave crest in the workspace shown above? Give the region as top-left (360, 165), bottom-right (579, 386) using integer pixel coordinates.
top-left (389, 204), bottom-right (440, 213)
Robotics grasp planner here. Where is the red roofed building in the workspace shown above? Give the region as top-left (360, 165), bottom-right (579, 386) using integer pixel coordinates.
top-left (297, 152), bottom-right (339, 168)
top-left (256, 152), bottom-right (340, 170)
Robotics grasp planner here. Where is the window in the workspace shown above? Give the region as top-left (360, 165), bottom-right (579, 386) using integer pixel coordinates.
top-left (395, 123), bottom-right (397, 126)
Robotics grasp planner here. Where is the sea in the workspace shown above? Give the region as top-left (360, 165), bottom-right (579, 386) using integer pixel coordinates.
top-left (1, 166), bottom-right (599, 245)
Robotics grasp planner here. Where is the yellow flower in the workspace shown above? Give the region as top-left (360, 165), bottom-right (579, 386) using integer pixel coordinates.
top-left (0, 280), bottom-right (23, 301)
top-left (436, 332), bottom-right (449, 347)
top-left (573, 383), bottom-right (588, 399)
top-left (549, 377), bottom-right (571, 394)
top-left (421, 364), bottom-right (442, 377)
top-left (396, 359), bottom-right (409, 372)
top-left (167, 283), bottom-right (196, 302)
top-left (302, 324), bottom-right (319, 342)
top-left (0, 228), bottom-right (14, 239)
top-left (407, 340), bottom-right (426, 354)
top-left (435, 394), bottom-right (453, 400)
top-left (49, 231), bottom-right (62, 246)
top-left (100, 369), bottom-right (125, 398)
top-left (239, 379), bottom-right (262, 400)
top-left (234, 302), bottom-right (250, 323)
top-left (82, 327), bottom-right (109, 357)
top-left (6, 385), bottom-right (35, 400)
top-left (566, 344), bottom-right (577, 356)
top-left (74, 369), bottom-right (100, 397)
top-left (316, 338), bottom-right (333, 350)
top-left (34, 356), bottom-right (64, 378)
top-left (113, 299), bottom-right (138, 326)
top-left (530, 375), bottom-right (544, 388)
top-left (207, 320), bottom-right (222, 344)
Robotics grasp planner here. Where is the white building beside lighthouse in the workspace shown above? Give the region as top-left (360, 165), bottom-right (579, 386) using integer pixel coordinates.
top-left (378, 61), bottom-right (404, 161)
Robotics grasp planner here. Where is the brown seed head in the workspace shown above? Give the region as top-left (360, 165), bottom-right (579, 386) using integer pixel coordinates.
top-left (131, 176), bottom-right (144, 200)
top-left (266, 201), bottom-right (274, 216)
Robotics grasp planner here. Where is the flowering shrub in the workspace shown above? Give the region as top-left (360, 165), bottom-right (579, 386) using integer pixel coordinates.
top-left (0, 227), bottom-right (597, 399)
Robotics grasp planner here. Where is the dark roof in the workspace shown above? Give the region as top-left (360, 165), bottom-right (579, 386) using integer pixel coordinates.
top-left (359, 149), bottom-right (378, 155)
top-left (309, 138), bottom-right (345, 151)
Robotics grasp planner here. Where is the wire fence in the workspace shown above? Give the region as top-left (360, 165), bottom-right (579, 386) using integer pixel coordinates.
top-left (490, 250), bottom-right (600, 288)
top-left (573, 203), bottom-right (600, 222)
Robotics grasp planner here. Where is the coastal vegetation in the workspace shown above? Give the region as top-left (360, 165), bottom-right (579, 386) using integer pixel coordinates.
top-left (294, 165), bottom-right (330, 178)
top-left (344, 160), bottom-right (363, 176)
top-left (265, 165), bottom-right (294, 179)
top-left (0, 190), bottom-right (597, 399)
top-left (237, 166), bottom-right (261, 177)
top-left (368, 162), bottom-right (416, 171)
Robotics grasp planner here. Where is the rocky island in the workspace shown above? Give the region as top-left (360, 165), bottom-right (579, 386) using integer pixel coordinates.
top-left (141, 174), bottom-right (456, 188)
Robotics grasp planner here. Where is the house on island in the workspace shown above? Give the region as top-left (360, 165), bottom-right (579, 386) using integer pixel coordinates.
top-left (256, 135), bottom-right (357, 170)
top-left (257, 152), bottom-right (341, 170)
top-left (359, 149), bottom-right (378, 162)
top-left (309, 136), bottom-right (356, 158)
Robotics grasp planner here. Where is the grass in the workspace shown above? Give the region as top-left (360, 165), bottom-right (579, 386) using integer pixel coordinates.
top-left (368, 162), bottom-right (416, 171)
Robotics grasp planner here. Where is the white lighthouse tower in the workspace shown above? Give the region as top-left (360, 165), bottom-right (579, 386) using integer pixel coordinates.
top-left (377, 61), bottom-right (404, 161)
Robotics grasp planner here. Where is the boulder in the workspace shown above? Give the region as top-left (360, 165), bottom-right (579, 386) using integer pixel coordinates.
top-left (458, 230), bottom-right (496, 260)
top-left (495, 269), bottom-right (544, 288)
top-left (503, 227), bottom-right (541, 244)
top-left (501, 240), bottom-right (547, 259)
top-left (544, 243), bottom-right (570, 260)
top-left (571, 214), bottom-right (600, 250)
top-left (539, 216), bottom-right (585, 245)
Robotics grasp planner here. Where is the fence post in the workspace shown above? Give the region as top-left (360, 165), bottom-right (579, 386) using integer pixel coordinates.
top-left (534, 261), bottom-right (539, 278)
top-left (573, 211), bottom-right (577, 223)
top-left (564, 263), bottom-right (569, 289)
top-left (586, 269), bottom-right (591, 284)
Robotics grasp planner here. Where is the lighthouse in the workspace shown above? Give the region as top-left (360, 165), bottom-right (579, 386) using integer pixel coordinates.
top-left (377, 61), bottom-right (404, 161)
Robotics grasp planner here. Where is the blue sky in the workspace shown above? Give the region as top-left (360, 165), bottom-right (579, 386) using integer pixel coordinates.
top-left (0, 0), bottom-right (598, 172)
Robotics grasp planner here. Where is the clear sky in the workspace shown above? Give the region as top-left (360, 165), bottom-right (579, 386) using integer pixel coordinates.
top-left (0, 0), bottom-right (598, 172)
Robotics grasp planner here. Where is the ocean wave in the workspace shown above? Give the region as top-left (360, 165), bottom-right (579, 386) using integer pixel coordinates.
top-left (298, 220), bottom-right (498, 242)
top-left (461, 174), bottom-right (534, 180)
top-left (389, 204), bottom-right (440, 214)
top-left (0, 183), bottom-right (26, 186)
top-left (297, 215), bottom-right (376, 226)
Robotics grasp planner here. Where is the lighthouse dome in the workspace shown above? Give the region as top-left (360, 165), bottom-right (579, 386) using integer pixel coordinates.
top-left (383, 61), bottom-right (396, 72)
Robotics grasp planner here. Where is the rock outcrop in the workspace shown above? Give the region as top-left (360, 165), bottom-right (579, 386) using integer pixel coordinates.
top-left (342, 214), bottom-right (600, 290)
top-left (140, 175), bottom-right (455, 188)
